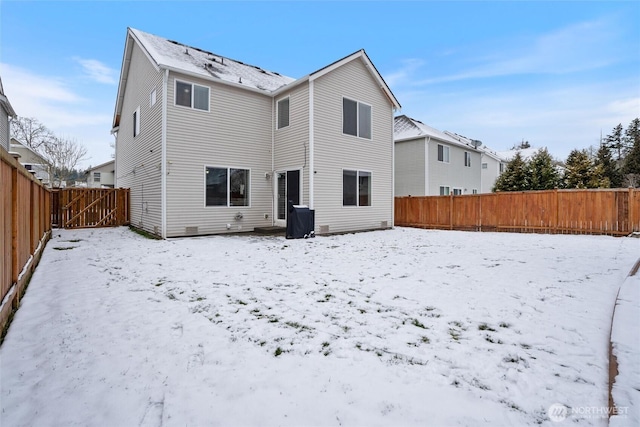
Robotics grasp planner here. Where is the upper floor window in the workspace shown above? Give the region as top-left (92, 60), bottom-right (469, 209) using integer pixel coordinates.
top-left (499, 163), bottom-right (505, 173)
top-left (277, 97), bottom-right (289, 129)
top-left (482, 162), bottom-right (488, 169)
top-left (438, 144), bottom-right (450, 163)
top-left (176, 80), bottom-right (209, 111)
top-left (343, 98), bottom-right (371, 139)
top-left (94, 172), bottom-right (101, 183)
top-left (150, 89), bottom-right (157, 107)
top-left (464, 152), bottom-right (471, 167)
top-left (133, 106), bottom-right (140, 137)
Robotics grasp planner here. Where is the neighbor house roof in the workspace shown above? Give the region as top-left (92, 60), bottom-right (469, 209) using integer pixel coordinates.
top-left (443, 130), bottom-right (504, 162)
top-left (496, 147), bottom-right (539, 162)
top-left (10, 138), bottom-right (48, 164)
top-left (394, 115), bottom-right (478, 150)
top-left (0, 76), bottom-right (16, 117)
top-left (85, 159), bottom-right (115, 173)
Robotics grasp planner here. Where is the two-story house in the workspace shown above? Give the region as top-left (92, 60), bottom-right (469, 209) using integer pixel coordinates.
top-left (0, 77), bottom-right (16, 152)
top-left (85, 160), bottom-right (115, 188)
top-left (112, 28), bottom-right (400, 238)
top-left (9, 138), bottom-right (50, 184)
top-left (394, 115), bottom-right (481, 196)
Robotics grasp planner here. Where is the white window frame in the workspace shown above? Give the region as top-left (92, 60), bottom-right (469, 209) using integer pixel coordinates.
top-left (453, 188), bottom-right (463, 196)
top-left (150, 88), bottom-right (157, 107)
top-left (472, 189), bottom-right (478, 194)
top-left (133, 106), bottom-right (140, 137)
top-left (94, 172), bottom-right (101, 183)
top-left (464, 151), bottom-right (471, 167)
top-left (342, 169), bottom-right (372, 207)
top-left (204, 166), bottom-right (251, 208)
top-left (482, 162), bottom-right (488, 169)
top-left (342, 97), bottom-right (372, 140)
top-left (276, 96), bottom-right (290, 130)
top-left (439, 186), bottom-right (450, 196)
top-left (437, 144), bottom-right (450, 163)
top-left (175, 79), bottom-right (210, 112)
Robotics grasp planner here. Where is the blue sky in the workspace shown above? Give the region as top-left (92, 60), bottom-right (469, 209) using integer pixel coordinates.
top-left (1, 1), bottom-right (638, 169)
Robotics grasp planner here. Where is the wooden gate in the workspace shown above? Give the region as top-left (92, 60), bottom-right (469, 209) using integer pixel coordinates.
top-left (52, 188), bottom-right (130, 229)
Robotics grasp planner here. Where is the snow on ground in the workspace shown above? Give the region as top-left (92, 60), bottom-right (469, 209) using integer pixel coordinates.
top-left (1, 227), bottom-right (638, 427)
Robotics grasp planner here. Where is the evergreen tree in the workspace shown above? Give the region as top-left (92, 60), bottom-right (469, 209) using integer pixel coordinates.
top-left (563, 149), bottom-right (607, 189)
top-left (529, 148), bottom-right (560, 190)
top-left (605, 123), bottom-right (625, 161)
top-left (595, 143), bottom-right (623, 187)
top-left (493, 152), bottom-right (530, 191)
top-left (622, 125), bottom-right (640, 187)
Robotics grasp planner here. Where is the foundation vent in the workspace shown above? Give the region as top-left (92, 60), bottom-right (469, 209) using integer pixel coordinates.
top-left (185, 226), bottom-right (198, 235)
top-left (320, 225), bottom-right (329, 234)
top-left (380, 221), bottom-right (388, 228)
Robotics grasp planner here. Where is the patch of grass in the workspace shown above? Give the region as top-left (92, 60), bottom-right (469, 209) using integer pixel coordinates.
top-left (478, 323), bottom-right (496, 332)
top-left (450, 320), bottom-right (464, 329)
top-left (449, 329), bottom-right (461, 341)
top-left (420, 336), bottom-right (430, 344)
top-left (520, 343), bottom-right (531, 349)
top-left (499, 322), bottom-right (511, 328)
top-left (166, 292), bottom-right (176, 300)
top-left (358, 308), bottom-right (366, 314)
top-left (317, 294), bottom-right (333, 303)
top-left (64, 239), bottom-right (82, 243)
top-left (322, 341), bottom-right (330, 348)
top-left (285, 321), bottom-right (309, 331)
top-left (53, 246), bottom-right (76, 251)
top-left (235, 299), bottom-right (247, 305)
top-left (268, 317), bottom-right (279, 323)
top-left (411, 318), bottom-right (427, 329)
top-left (128, 226), bottom-right (161, 240)
top-left (274, 347), bottom-right (283, 357)
top-left (485, 335), bottom-right (503, 344)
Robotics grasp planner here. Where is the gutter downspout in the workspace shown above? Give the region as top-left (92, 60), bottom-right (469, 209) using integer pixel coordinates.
top-left (309, 80), bottom-right (314, 210)
top-left (271, 97), bottom-right (275, 226)
top-left (425, 136), bottom-right (431, 195)
top-left (391, 107), bottom-right (395, 227)
top-left (161, 68), bottom-right (168, 238)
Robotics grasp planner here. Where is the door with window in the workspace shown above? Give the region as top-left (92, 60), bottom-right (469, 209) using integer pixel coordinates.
top-left (275, 170), bottom-right (301, 227)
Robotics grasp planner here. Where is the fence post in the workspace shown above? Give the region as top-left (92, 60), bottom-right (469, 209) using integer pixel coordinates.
top-left (554, 189), bottom-right (559, 234)
top-left (630, 188), bottom-right (635, 234)
top-left (449, 193), bottom-right (454, 230)
top-left (11, 165), bottom-right (18, 307)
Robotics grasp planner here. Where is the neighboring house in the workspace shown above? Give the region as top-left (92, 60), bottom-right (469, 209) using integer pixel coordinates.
top-left (443, 131), bottom-right (506, 193)
top-left (9, 138), bottom-right (50, 184)
top-left (0, 76), bottom-right (17, 152)
top-left (112, 28), bottom-right (400, 238)
top-left (85, 160), bottom-right (115, 188)
top-left (394, 115), bottom-right (481, 196)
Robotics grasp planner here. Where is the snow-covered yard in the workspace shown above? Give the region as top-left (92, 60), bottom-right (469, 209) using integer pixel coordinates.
top-left (1, 227), bottom-right (638, 426)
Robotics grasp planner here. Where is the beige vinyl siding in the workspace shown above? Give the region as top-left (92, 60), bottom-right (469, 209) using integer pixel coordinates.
top-left (394, 138), bottom-right (426, 197)
top-left (428, 140), bottom-right (482, 195)
top-left (115, 41), bottom-right (163, 235)
top-left (165, 73), bottom-right (273, 237)
top-left (0, 109), bottom-right (8, 151)
top-left (312, 58), bottom-right (394, 234)
top-left (274, 82), bottom-right (310, 206)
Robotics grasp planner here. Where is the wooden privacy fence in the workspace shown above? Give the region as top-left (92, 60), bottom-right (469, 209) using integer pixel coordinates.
top-left (1, 147), bottom-right (51, 334)
top-left (51, 188), bottom-right (130, 229)
top-left (395, 188), bottom-right (640, 236)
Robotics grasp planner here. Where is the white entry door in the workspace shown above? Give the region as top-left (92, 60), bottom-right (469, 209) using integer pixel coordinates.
top-left (274, 170), bottom-right (300, 227)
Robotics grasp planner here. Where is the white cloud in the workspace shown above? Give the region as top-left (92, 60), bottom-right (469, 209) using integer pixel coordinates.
top-left (388, 18), bottom-right (621, 87)
top-left (1, 63), bottom-right (115, 167)
top-left (74, 58), bottom-right (118, 85)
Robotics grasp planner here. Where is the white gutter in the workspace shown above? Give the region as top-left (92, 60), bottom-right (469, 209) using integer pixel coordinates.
top-left (425, 136), bottom-right (431, 195)
top-left (391, 106), bottom-right (395, 227)
top-left (308, 80), bottom-right (314, 210)
top-left (161, 68), bottom-right (168, 238)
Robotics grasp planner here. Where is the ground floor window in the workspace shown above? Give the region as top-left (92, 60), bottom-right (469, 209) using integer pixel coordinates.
top-left (206, 167), bottom-right (250, 207)
top-left (439, 186), bottom-right (450, 196)
top-left (343, 170), bottom-right (371, 206)
top-left (453, 188), bottom-right (463, 195)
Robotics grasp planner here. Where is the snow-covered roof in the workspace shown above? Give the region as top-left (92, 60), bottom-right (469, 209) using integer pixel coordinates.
top-left (496, 147), bottom-right (540, 162)
top-left (394, 115), bottom-right (479, 150)
top-left (86, 159), bottom-right (115, 172)
top-left (0, 76), bottom-right (16, 117)
top-left (130, 28), bottom-right (295, 93)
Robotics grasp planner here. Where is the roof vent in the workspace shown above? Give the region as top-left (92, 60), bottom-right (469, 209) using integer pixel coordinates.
top-left (238, 77), bottom-right (242, 84)
top-left (184, 48), bottom-right (189, 55)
